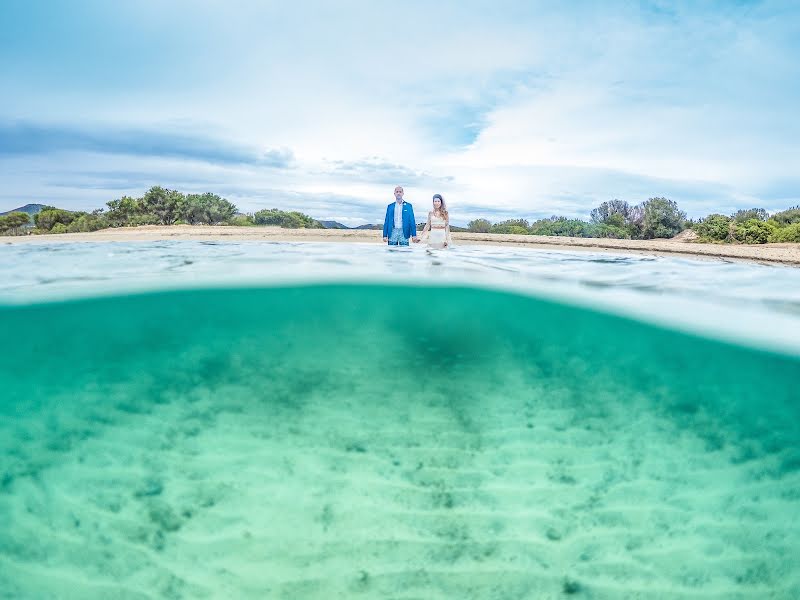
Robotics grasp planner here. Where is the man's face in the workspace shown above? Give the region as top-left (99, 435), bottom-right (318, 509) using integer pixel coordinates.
top-left (394, 187), bottom-right (404, 202)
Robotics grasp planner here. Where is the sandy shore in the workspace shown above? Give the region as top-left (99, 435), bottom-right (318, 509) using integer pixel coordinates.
top-left (4, 225), bottom-right (800, 266)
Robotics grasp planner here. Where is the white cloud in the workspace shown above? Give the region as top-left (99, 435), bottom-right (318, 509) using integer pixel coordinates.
top-left (1, 1), bottom-right (798, 220)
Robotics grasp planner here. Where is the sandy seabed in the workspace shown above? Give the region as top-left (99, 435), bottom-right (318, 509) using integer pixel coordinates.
top-left (1, 285), bottom-right (799, 599)
top-left (3, 225), bottom-right (800, 266)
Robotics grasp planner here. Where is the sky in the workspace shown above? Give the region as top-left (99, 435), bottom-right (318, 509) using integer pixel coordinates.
top-left (1, 0), bottom-right (798, 225)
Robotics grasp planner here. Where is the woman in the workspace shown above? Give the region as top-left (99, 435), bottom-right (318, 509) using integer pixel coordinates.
top-left (420, 194), bottom-right (452, 249)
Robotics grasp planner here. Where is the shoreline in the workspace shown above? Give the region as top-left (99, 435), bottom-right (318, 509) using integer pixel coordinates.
top-left (3, 225), bottom-right (799, 266)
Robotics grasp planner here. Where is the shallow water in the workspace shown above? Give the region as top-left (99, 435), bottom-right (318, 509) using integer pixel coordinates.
top-left (1, 242), bottom-right (799, 598)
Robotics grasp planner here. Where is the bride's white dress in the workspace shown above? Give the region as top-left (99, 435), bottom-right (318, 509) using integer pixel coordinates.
top-left (427, 213), bottom-right (450, 249)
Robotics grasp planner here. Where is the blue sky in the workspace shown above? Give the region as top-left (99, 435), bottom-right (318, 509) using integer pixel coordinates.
top-left (1, 0), bottom-right (798, 225)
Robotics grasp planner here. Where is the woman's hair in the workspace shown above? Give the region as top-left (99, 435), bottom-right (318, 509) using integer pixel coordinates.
top-left (432, 194), bottom-right (448, 220)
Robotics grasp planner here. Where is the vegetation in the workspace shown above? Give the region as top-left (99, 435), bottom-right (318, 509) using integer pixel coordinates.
top-left (3, 187), bottom-right (799, 245)
top-left (2, 186), bottom-right (322, 235)
top-left (691, 204), bottom-right (799, 244)
top-left (770, 223), bottom-right (800, 242)
top-left (253, 209), bottom-right (323, 228)
top-left (0, 212), bottom-right (31, 235)
top-left (467, 197), bottom-right (688, 241)
top-left (464, 198), bottom-right (799, 245)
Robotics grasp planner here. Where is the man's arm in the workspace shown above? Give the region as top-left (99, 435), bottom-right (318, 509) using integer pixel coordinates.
top-left (409, 205), bottom-right (418, 239)
top-left (382, 205), bottom-right (391, 240)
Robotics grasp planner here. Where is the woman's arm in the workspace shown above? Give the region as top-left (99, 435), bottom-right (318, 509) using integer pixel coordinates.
top-left (421, 212), bottom-right (432, 239)
top-left (445, 216), bottom-right (452, 247)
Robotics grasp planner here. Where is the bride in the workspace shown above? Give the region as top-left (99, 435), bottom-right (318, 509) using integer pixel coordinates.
top-left (420, 194), bottom-right (452, 249)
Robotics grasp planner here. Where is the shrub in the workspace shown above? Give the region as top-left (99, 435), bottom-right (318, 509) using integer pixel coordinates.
top-left (693, 214), bottom-right (732, 241)
top-left (228, 214), bottom-right (255, 226)
top-left (734, 219), bottom-right (775, 244)
top-left (770, 223), bottom-right (800, 242)
top-left (253, 209), bottom-right (322, 228)
top-left (528, 217), bottom-right (592, 237)
top-left (467, 218), bottom-right (492, 233)
top-left (589, 223), bottom-right (631, 239)
top-left (490, 219), bottom-right (530, 234)
top-left (65, 213), bottom-right (108, 233)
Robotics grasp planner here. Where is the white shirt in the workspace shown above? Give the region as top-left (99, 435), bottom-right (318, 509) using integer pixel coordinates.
top-left (394, 201), bottom-right (404, 229)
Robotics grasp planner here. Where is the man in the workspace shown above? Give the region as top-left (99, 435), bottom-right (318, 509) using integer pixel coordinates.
top-left (382, 186), bottom-right (419, 246)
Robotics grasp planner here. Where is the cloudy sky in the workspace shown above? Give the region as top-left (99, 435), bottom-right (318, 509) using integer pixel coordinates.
top-left (1, 0), bottom-right (798, 225)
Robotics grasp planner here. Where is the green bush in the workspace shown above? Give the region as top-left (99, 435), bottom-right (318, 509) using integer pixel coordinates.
top-left (50, 223), bottom-right (68, 234)
top-left (734, 219), bottom-right (775, 244)
top-left (529, 217), bottom-right (592, 237)
top-left (692, 214), bottom-right (732, 241)
top-left (589, 223), bottom-right (631, 239)
top-left (489, 219), bottom-right (530, 234)
top-left (65, 213), bottom-right (108, 233)
top-left (640, 197), bottom-right (686, 239)
top-left (228, 214), bottom-right (256, 226)
top-left (770, 206), bottom-right (800, 226)
top-left (467, 218), bottom-right (492, 233)
top-left (253, 209), bottom-right (322, 228)
top-left (770, 223), bottom-right (800, 242)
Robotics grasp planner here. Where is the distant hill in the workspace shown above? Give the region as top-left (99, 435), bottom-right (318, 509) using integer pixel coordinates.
top-left (0, 203), bottom-right (50, 219)
top-left (353, 224), bottom-right (382, 230)
top-left (318, 220), bottom-right (349, 229)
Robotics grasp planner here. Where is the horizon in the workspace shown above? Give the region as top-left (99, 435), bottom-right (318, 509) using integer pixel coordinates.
top-left (1, 1), bottom-right (798, 226)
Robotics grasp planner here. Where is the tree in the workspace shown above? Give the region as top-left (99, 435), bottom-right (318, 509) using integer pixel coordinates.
top-left (732, 208), bottom-right (768, 223)
top-left (467, 218), bottom-right (492, 233)
top-left (639, 197), bottom-right (686, 239)
top-left (770, 206), bottom-right (800, 226)
top-left (181, 193), bottom-right (238, 224)
top-left (590, 199), bottom-right (632, 225)
top-left (142, 186), bottom-right (184, 225)
top-left (34, 208), bottom-right (78, 231)
top-left (0, 212), bottom-right (31, 235)
top-left (105, 196), bottom-right (142, 227)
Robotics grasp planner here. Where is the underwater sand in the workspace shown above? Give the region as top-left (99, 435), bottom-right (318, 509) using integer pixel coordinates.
top-left (1, 284), bottom-right (799, 599)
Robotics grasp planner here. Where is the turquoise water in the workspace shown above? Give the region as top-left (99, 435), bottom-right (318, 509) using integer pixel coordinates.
top-left (1, 242), bottom-right (799, 598)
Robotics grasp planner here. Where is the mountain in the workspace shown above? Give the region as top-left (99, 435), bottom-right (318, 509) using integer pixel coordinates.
top-left (318, 220), bottom-right (350, 229)
top-left (353, 224), bottom-right (382, 230)
top-left (0, 203), bottom-right (49, 218)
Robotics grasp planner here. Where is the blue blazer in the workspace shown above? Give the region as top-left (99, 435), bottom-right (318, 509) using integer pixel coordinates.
top-left (383, 201), bottom-right (417, 239)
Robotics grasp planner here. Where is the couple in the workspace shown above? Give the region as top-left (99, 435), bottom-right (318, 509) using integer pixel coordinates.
top-left (382, 186), bottom-right (452, 249)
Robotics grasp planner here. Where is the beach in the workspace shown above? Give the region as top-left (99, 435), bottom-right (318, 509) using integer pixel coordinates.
top-left (3, 225), bottom-right (800, 266)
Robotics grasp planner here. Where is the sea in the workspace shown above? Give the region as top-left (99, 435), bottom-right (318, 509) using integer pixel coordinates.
top-left (1, 240), bottom-right (799, 599)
